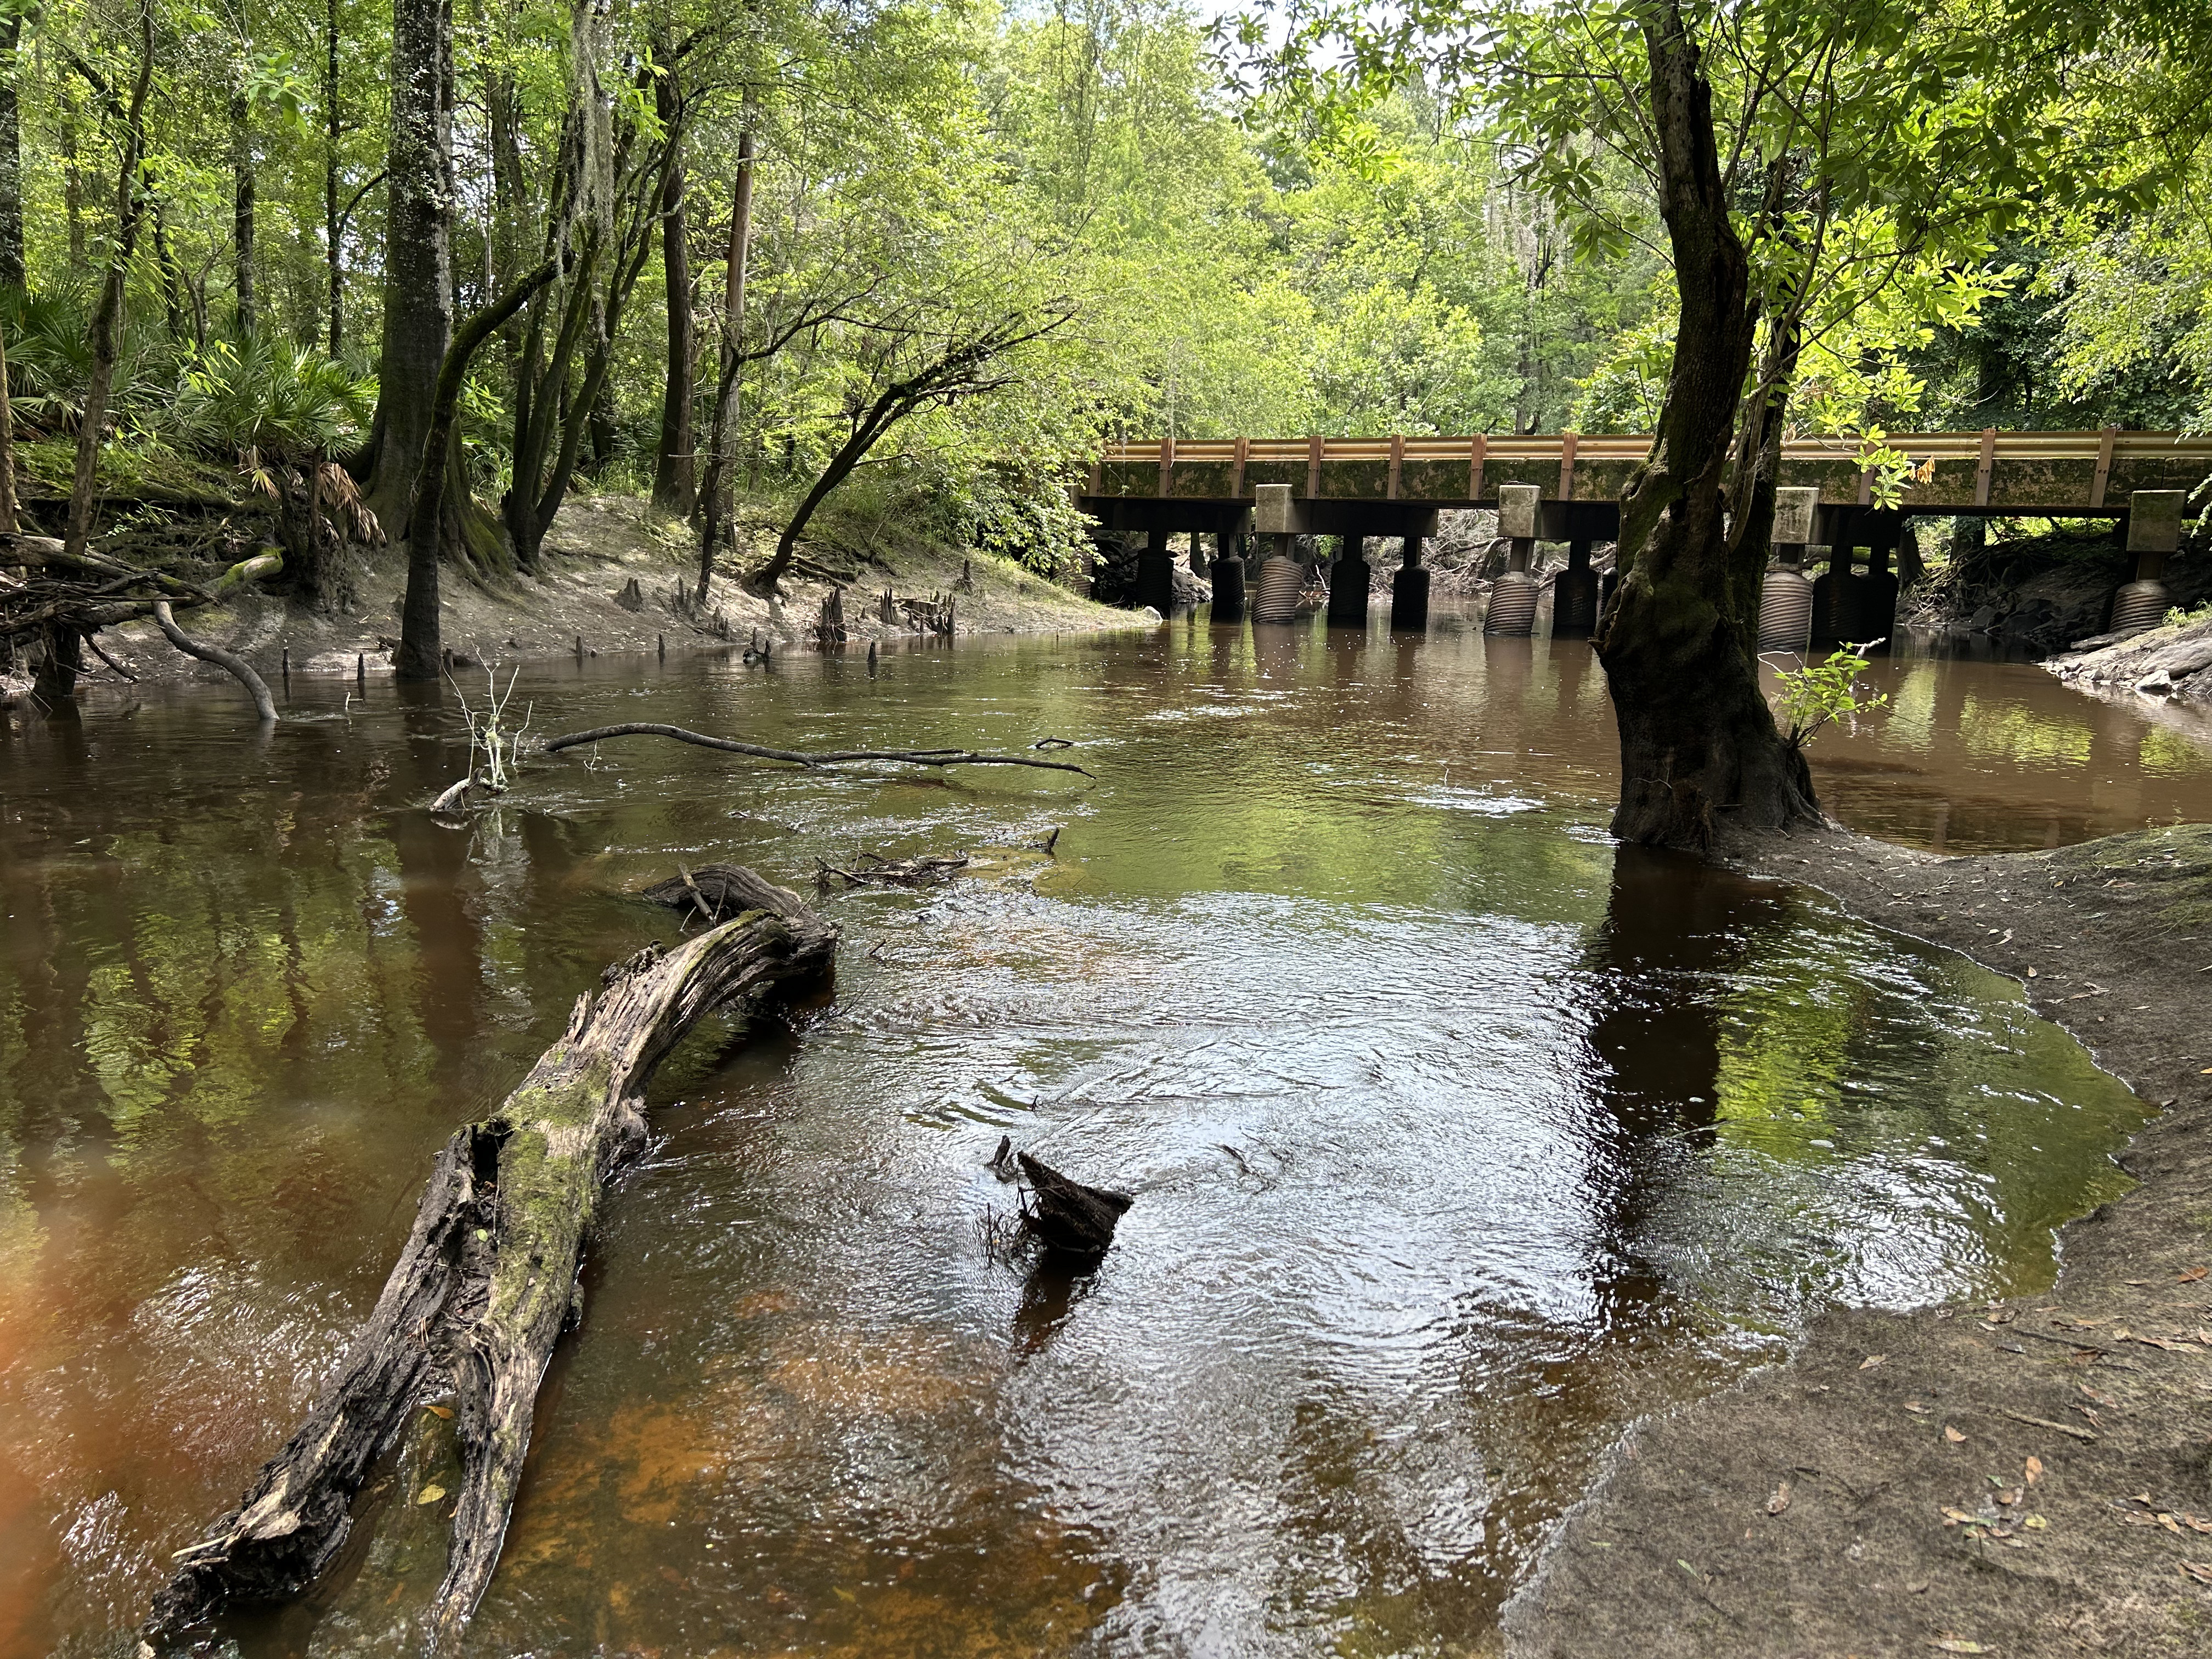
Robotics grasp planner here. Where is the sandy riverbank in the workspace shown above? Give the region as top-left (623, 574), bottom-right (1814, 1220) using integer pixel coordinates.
top-left (24, 495), bottom-right (1141, 698)
top-left (1505, 819), bottom-right (2212, 1658)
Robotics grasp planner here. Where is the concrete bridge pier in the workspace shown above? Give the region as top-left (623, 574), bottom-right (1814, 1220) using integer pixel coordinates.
top-left (1137, 527), bottom-right (1177, 616)
top-left (1328, 534), bottom-right (1370, 628)
top-left (1391, 535), bottom-right (1430, 631)
top-left (1211, 531), bottom-right (1245, 620)
top-left (1758, 488), bottom-right (1820, 654)
top-left (1487, 484), bottom-right (1541, 636)
top-left (1553, 539), bottom-right (1599, 636)
top-left (2111, 489), bottom-right (2183, 635)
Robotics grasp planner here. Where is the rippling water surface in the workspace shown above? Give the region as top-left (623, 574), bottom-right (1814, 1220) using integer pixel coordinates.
top-left (1, 606), bottom-right (2203, 1657)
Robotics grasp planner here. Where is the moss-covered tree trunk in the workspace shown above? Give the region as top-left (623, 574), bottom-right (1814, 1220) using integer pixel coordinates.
top-left (146, 867), bottom-right (837, 1652)
top-left (1593, 4), bottom-right (1815, 850)
top-left (367, 0), bottom-right (456, 538)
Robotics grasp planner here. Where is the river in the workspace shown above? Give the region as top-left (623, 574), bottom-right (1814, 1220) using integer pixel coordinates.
top-left (2, 606), bottom-right (2206, 1656)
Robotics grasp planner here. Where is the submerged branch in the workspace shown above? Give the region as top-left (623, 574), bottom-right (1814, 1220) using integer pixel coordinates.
top-left (540, 721), bottom-right (1093, 776)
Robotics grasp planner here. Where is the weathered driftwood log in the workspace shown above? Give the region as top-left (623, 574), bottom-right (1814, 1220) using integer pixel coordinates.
top-left (1017, 1152), bottom-right (1133, 1257)
top-left (152, 600), bottom-right (278, 721)
top-left (541, 720), bottom-right (1092, 776)
top-left (146, 866), bottom-right (836, 1652)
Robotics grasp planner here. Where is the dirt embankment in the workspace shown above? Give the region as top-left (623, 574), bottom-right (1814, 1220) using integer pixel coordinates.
top-left (2051, 614), bottom-right (2212, 707)
top-left (43, 495), bottom-right (1139, 693)
top-left (1505, 821), bottom-right (2212, 1658)
top-left (1903, 524), bottom-right (2209, 656)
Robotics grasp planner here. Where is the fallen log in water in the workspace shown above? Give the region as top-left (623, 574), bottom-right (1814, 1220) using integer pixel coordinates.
top-left (540, 721), bottom-right (1092, 777)
top-left (145, 866), bottom-right (836, 1652)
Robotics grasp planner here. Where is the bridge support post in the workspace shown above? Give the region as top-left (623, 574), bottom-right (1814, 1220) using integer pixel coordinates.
top-left (1810, 541), bottom-right (1864, 650)
top-left (1390, 535), bottom-right (1430, 631)
top-left (1188, 531), bottom-right (1210, 580)
top-left (1758, 489), bottom-right (1820, 654)
top-left (1553, 539), bottom-right (1598, 636)
top-left (2111, 489), bottom-right (2183, 635)
top-left (1254, 533), bottom-right (1305, 623)
top-left (1328, 534), bottom-right (1370, 628)
top-left (1210, 531), bottom-right (1245, 620)
top-left (1136, 528), bottom-right (1176, 616)
top-left (1861, 530), bottom-right (1900, 651)
top-left (1487, 484), bottom-right (1541, 636)
top-left (1760, 487), bottom-right (1814, 654)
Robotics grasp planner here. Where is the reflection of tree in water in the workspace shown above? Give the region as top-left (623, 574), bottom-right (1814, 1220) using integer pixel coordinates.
top-left (1452, 846), bottom-right (1800, 1592)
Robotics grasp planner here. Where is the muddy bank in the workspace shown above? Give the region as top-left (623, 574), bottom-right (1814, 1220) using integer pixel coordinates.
top-left (2051, 613), bottom-right (2212, 705)
top-left (1903, 522), bottom-right (2209, 656)
top-left (1505, 820), bottom-right (2212, 1657)
top-left (16, 494), bottom-right (1137, 698)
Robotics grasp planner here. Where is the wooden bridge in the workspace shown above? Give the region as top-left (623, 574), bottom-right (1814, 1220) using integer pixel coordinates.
top-left (1078, 428), bottom-right (2208, 640)
top-left (1081, 428), bottom-right (2212, 532)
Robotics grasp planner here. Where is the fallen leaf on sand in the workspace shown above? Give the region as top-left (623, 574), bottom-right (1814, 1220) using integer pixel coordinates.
top-left (1861, 1354), bottom-right (1888, 1369)
top-left (1767, 1481), bottom-right (1792, 1516)
top-left (1940, 1508), bottom-right (1979, 1526)
top-left (416, 1485), bottom-right (447, 1505)
top-left (2079, 1385), bottom-right (2117, 1408)
top-left (2024, 1515), bottom-right (2049, 1530)
top-left (424, 1404), bottom-right (454, 1420)
top-left (2182, 1514), bottom-right (2212, 1534)
top-left (2159, 1514), bottom-right (2185, 1534)
top-left (1931, 1639), bottom-right (1990, 1653)
top-left (2025, 1456), bottom-right (2044, 1485)
top-left (2179, 1266), bottom-right (2208, 1283)
top-left (1985, 1307), bottom-right (2016, 1325)
top-left (1946, 1426), bottom-right (1968, 1443)
top-left (1996, 1487), bottom-right (2023, 1505)
top-left (2130, 1492), bottom-right (2155, 1506)
top-left (1905, 1401), bottom-right (1931, 1414)
top-left (2136, 1334), bottom-right (2194, 1352)
top-left (2181, 1561), bottom-right (2212, 1585)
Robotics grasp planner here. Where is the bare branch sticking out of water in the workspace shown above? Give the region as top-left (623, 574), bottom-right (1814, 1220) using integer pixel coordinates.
top-left (538, 721), bottom-right (1092, 777)
top-left (815, 850), bottom-right (969, 889)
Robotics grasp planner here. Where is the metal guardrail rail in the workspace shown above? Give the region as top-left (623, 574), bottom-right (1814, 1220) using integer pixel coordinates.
top-left (1088, 429), bottom-right (2212, 512)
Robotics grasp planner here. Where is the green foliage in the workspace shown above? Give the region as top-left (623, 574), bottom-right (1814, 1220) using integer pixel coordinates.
top-left (173, 333), bottom-right (375, 461)
top-left (1772, 645), bottom-right (1891, 751)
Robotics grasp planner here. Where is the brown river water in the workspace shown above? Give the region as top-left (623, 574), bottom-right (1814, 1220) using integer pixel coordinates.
top-left (3, 605), bottom-right (2209, 1657)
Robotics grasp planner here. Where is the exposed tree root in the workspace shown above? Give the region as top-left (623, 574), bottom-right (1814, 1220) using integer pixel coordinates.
top-left (144, 866), bottom-right (836, 1653)
top-left (540, 720), bottom-right (1093, 776)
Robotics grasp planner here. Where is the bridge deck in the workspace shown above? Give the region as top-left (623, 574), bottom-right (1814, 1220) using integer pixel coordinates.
top-left (1084, 431), bottom-right (2212, 527)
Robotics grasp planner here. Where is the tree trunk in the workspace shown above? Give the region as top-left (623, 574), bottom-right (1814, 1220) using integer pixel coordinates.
top-left (232, 80), bottom-right (256, 333)
top-left (0, 318), bottom-right (17, 534)
top-left (695, 127), bottom-right (753, 604)
top-left (61, 97), bottom-right (84, 266)
top-left (63, 0), bottom-right (156, 564)
top-left (324, 0), bottom-right (343, 353)
top-left (369, 0), bottom-right (458, 538)
top-left (0, 16), bottom-right (22, 290)
top-left (33, 621), bottom-right (81, 706)
top-left (396, 257), bottom-right (561, 678)
top-left (650, 53), bottom-right (695, 515)
top-left (1592, 3), bottom-right (1815, 851)
top-left (145, 868), bottom-right (837, 1652)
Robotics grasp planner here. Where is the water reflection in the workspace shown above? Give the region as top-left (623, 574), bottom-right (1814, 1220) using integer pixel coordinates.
top-left (0, 610), bottom-right (2188, 1656)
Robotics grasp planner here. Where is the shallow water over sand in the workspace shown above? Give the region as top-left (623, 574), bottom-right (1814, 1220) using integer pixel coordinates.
top-left (1, 607), bottom-right (2200, 1656)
